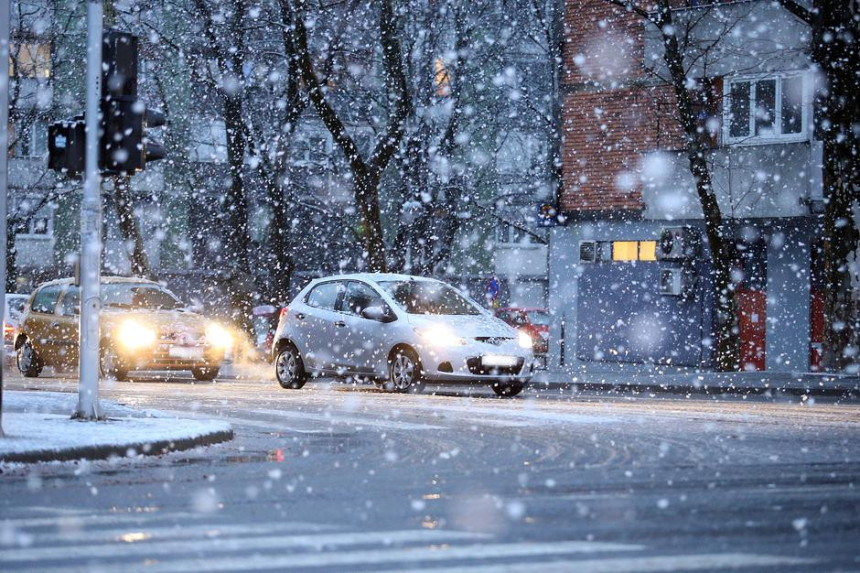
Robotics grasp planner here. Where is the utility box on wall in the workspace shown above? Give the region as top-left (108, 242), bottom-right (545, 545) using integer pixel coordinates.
top-left (657, 227), bottom-right (701, 260)
top-left (659, 267), bottom-right (685, 296)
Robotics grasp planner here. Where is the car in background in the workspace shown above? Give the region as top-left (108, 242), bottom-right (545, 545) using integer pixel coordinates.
top-left (14, 277), bottom-right (232, 381)
top-left (494, 307), bottom-right (550, 367)
top-left (272, 273), bottom-right (534, 397)
top-left (4, 293), bottom-right (29, 363)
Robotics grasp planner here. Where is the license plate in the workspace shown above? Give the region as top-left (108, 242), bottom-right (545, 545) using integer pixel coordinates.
top-left (169, 346), bottom-right (204, 360)
top-left (482, 354), bottom-right (518, 367)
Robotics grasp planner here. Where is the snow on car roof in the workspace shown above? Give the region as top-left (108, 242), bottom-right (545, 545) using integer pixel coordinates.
top-left (310, 273), bottom-right (441, 284)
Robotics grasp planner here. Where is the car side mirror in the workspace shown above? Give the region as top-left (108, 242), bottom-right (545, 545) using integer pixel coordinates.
top-left (361, 305), bottom-right (393, 322)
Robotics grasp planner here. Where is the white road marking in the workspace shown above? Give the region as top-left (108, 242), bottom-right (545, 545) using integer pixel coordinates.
top-left (11, 539), bottom-right (644, 573)
top-left (400, 552), bottom-right (817, 573)
top-left (0, 528), bottom-right (490, 562)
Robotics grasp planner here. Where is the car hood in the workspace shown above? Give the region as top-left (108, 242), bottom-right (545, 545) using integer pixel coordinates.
top-left (406, 313), bottom-right (516, 339)
top-left (101, 309), bottom-right (211, 333)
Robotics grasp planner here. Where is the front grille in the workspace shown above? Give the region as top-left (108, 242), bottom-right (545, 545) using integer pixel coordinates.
top-left (474, 337), bottom-right (513, 346)
top-left (466, 357), bottom-right (524, 376)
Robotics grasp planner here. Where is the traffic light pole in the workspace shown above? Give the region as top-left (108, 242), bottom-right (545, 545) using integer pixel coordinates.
top-left (74, 0), bottom-right (104, 420)
top-left (0, 0), bottom-right (11, 436)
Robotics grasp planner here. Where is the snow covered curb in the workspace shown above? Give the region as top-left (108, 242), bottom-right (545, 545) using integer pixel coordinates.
top-left (0, 391), bottom-right (233, 464)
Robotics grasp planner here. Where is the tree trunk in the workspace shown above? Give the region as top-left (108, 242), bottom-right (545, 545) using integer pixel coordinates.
top-left (113, 175), bottom-right (151, 278)
top-left (655, 0), bottom-right (739, 371)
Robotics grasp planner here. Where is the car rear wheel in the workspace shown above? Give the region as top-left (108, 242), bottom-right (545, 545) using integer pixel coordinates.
top-left (16, 340), bottom-right (43, 378)
top-left (99, 344), bottom-right (129, 381)
top-left (492, 381), bottom-right (523, 397)
top-left (275, 344), bottom-right (307, 389)
top-left (388, 347), bottom-right (425, 394)
top-left (191, 367), bottom-right (219, 381)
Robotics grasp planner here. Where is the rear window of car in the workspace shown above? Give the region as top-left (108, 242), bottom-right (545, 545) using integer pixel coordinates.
top-left (377, 280), bottom-right (481, 316)
top-left (31, 284), bottom-right (63, 314)
top-left (305, 282), bottom-right (342, 311)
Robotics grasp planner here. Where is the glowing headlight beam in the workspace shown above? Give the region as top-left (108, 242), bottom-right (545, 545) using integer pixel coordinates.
top-left (416, 327), bottom-right (467, 347)
top-left (117, 321), bottom-right (157, 350)
top-left (518, 331), bottom-right (533, 349)
top-left (205, 324), bottom-right (233, 349)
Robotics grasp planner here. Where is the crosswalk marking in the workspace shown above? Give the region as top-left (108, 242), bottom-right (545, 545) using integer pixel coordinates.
top-left (0, 516), bottom-right (819, 573)
top-left (0, 528), bottom-right (491, 562)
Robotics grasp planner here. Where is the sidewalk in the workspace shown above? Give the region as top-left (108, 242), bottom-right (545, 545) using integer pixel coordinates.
top-left (0, 391), bottom-right (233, 465)
top-left (532, 363), bottom-right (860, 395)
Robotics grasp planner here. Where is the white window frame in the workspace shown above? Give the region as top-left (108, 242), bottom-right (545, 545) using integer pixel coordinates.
top-left (722, 72), bottom-right (810, 145)
top-left (14, 197), bottom-right (55, 239)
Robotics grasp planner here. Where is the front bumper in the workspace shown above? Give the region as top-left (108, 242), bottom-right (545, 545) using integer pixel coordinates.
top-left (118, 343), bottom-right (225, 371)
top-left (419, 343), bottom-right (535, 384)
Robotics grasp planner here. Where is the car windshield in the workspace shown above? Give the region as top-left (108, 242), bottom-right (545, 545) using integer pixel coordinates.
top-left (526, 310), bottom-right (551, 326)
top-left (103, 283), bottom-right (184, 310)
top-left (378, 280), bottom-right (481, 316)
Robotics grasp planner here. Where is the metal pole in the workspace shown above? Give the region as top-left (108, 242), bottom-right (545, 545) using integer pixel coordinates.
top-left (0, 0), bottom-right (11, 435)
top-left (74, 0), bottom-right (103, 420)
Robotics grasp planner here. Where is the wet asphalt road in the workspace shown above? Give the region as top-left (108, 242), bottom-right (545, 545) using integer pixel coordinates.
top-left (1, 370), bottom-right (859, 572)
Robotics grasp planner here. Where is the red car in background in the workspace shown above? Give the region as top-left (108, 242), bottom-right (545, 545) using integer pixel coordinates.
top-left (494, 307), bottom-right (550, 367)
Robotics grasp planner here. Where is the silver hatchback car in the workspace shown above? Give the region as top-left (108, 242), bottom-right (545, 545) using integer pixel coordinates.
top-left (272, 273), bottom-right (534, 396)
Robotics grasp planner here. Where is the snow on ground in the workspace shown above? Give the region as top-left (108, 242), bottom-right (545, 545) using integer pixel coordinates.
top-left (0, 391), bottom-right (231, 458)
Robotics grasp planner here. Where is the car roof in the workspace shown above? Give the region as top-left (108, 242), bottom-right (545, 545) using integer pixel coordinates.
top-left (496, 307), bottom-right (548, 312)
top-left (310, 273), bottom-right (442, 285)
top-left (34, 276), bottom-right (164, 289)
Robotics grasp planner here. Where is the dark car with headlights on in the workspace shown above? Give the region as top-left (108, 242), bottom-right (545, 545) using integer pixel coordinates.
top-left (14, 277), bottom-right (232, 381)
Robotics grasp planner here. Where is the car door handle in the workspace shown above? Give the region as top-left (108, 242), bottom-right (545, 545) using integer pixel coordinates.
top-left (334, 321), bottom-right (346, 328)
top-left (51, 322), bottom-right (60, 328)
top-left (295, 313), bottom-right (305, 320)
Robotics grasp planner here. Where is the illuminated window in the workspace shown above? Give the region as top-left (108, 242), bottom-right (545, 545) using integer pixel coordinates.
top-left (639, 241), bottom-right (657, 261)
top-left (612, 241), bottom-right (638, 261)
top-left (10, 43), bottom-right (51, 79)
top-left (434, 58), bottom-right (451, 97)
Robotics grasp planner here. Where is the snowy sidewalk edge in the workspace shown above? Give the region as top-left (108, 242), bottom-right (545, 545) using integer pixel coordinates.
top-left (0, 426), bottom-right (234, 464)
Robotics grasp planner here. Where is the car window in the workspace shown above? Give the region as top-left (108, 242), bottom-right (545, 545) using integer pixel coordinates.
top-left (496, 310), bottom-right (509, 322)
top-left (103, 283), bottom-right (183, 310)
top-left (305, 281), bottom-right (342, 311)
top-left (59, 287), bottom-right (80, 316)
top-left (31, 284), bottom-right (63, 314)
top-left (526, 310), bottom-right (551, 326)
top-left (377, 280), bottom-right (481, 316)
top-left (342, 281), bottom-right (385, 317)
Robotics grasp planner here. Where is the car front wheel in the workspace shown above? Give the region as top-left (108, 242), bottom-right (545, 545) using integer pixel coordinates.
top-left (17, 340), bottom-right (43, 378)
top-left (275, 344), bottom-right (307, 389)
top-left (99, 344), bottom-right (129, 381)
top-left (387, 347), bottom-right (425, 394)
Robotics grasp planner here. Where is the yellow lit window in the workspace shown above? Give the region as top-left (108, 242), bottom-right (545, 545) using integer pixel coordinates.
top-left (612, 241), bottom-right (638, 261)
top-left (434, 58), bottom-right (451, 97)
top-left (639, 241), bottom-right (657, 261)
top-left (10, 44), bottom-right (51, 79)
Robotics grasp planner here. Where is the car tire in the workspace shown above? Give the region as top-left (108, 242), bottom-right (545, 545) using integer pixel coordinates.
top-left (275, 344), bottom-right (307, 389)
top-left (16, 340), bottom-right (43, 378)
top-left (492, 381), bottom-right (524, 397)
top-left (99, 343), bottom-right (129, 381)
top-left (388, 347), bottom-right (425, 394)
top-left (191, 367), bottom-right (219, 381)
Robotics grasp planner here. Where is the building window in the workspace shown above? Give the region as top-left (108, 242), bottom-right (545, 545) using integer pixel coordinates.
top-left (724, 73), bottom-right (807, 143)
top-left (434, 57), bottom-right (451, 97)
top-left (10, 43), bottom-right (51, 79)
top-left (14, 120), bottom-right (47, 157)
top-left (607, 240), bottom-right (657, 262)
top-left (496, 222), bottom-right (528, 245)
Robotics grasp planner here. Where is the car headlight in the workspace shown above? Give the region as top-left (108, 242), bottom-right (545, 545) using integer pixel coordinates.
top-left (518, 331), bottom-right (533, 349)
top-left (205, 323), bottom-right (233, 349)
top-left (416, 327), bottom-right (467, 347)
top-left (116, 321), bottom-right (157, 350)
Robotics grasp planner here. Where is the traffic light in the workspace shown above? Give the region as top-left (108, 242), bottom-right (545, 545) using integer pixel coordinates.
top-left (99, 29), bottom-right (165, 174)
top-left (47, 29), bottom-right (165, 177)
top-left (48, 119), bottom-right (86, 176)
